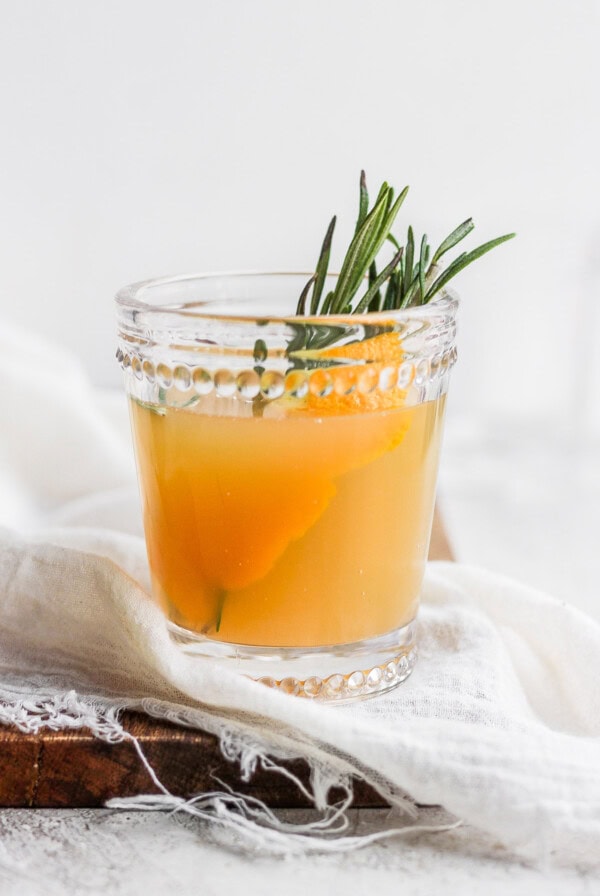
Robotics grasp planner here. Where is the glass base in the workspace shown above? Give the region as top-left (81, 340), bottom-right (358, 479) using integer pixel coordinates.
top-left (168, 621), bottom-right (417, 702)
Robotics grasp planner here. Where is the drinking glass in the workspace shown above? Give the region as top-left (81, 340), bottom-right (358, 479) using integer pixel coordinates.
top-left (116, 273), bottom-right (457, 701)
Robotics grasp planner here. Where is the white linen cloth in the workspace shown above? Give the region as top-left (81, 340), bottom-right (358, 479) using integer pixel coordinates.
top-left (0, 321), bottom-right (599, 866)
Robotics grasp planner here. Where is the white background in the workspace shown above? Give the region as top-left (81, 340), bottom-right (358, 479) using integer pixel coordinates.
top-left (1, 0), bottom-right (599, 438)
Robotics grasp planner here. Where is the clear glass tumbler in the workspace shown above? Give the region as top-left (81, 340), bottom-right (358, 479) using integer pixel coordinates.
top-left (116, 273), bottom-right (457, 701)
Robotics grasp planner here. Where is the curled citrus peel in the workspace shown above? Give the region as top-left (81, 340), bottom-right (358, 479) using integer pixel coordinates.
top-left (281, 330), bottom-right (408, 416)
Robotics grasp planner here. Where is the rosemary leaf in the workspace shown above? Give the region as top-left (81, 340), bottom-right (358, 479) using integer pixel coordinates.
top-left (367, 260), bottom-right (381, 311)
top-left (403, 226), bottom-right (415, 297)
top-left (333, 184), bottom-right (409, 313)
top-left (399, 252), bottom-right (405, 299)
top-left (331, 188), bottom-right (391, 312)
top-left (402, 269), bottom-right (423, 308)
top-left (214, 588), bottom-right (227, 632)
top-left (298, 173), bottom-right (515, 320)
top-left (374, 180), bottom-right (389, 204)
top-left (425, 233), bottom-right (516, 300)
top-left (310, 216), bottom-right (336, 314)
top-left (357, 170), bottom-right (369, 231)
top-left (419, 234), bottom-right (428, 304)
top-left (253, 338), bottom-right (268, 363)
top-left (321, 290), bottom-right (334, 314)
top-left (383, 186), bottom-right (409, 241)
top-left (382, 272), bottom-right (398, 311)
top-left (296, 273), bottom-right (317, 315)
top-left (354, 248), bottom-right (404, 314)
top-left (431, 218), bottom-right (475, 265)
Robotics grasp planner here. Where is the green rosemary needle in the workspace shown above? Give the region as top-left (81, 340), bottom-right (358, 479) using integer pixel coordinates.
top-left (297, 172), bottom-right (515, 316)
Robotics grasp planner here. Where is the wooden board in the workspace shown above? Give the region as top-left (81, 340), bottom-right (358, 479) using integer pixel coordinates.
top-left (0, 508), bottom-right (453, 808)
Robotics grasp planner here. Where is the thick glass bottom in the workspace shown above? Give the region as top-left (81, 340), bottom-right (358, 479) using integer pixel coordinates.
top-left (168, 620), bottom-right (417, 702)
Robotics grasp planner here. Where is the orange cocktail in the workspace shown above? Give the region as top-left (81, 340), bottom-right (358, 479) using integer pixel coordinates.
top-left (131, 390), bottom-right (445, 647)
top-left (117, 272), bottom-right (457, 699)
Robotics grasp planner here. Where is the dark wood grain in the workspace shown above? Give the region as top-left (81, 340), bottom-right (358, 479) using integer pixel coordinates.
top-left (0, 713), bottom-right (386, 809)
top-left (0, 510), bottom-right (454, 808)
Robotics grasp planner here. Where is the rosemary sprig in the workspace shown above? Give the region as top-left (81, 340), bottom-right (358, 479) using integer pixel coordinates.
top-left (297, 172), bottom-right (515, 316)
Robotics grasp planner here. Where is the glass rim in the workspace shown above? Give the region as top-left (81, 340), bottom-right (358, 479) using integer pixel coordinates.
top-left (115, 270), bottom-right (459, 324)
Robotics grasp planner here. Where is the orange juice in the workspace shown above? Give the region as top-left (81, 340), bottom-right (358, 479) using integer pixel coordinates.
top-left (130, 392), bottom-right (445, 647)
